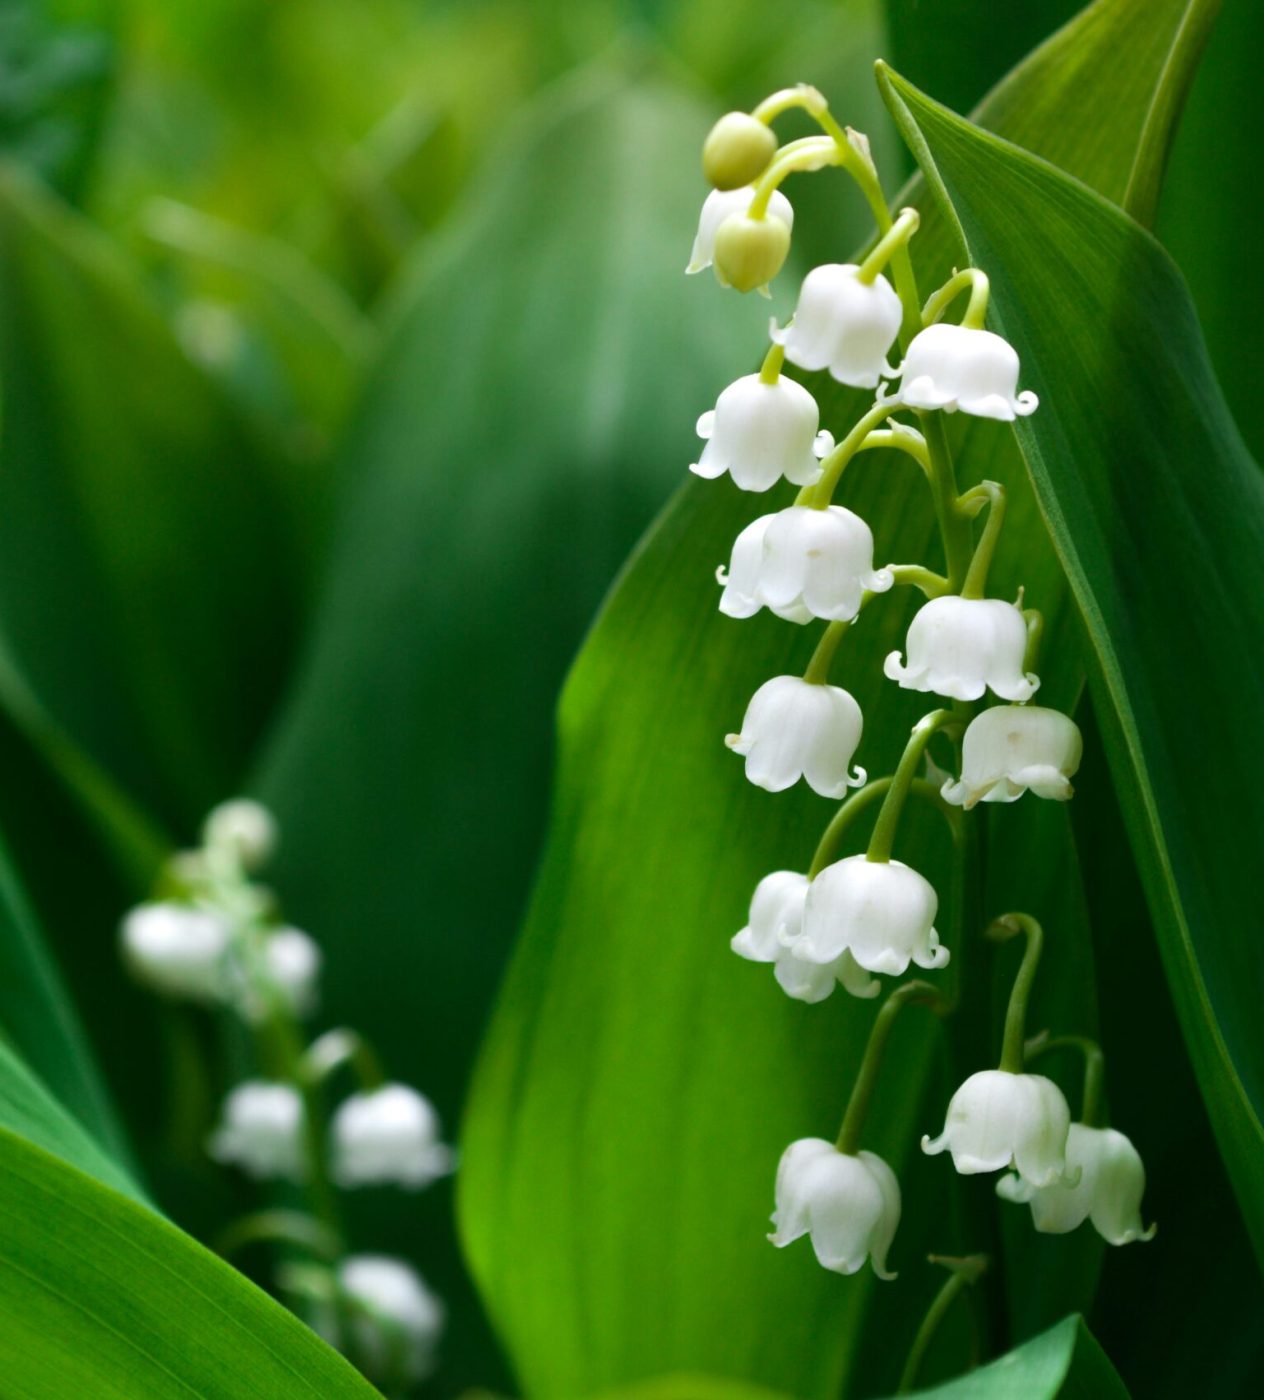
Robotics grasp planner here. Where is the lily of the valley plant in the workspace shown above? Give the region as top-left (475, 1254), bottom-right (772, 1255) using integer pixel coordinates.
top-left (685, 84), bottom-right (1153, 1377)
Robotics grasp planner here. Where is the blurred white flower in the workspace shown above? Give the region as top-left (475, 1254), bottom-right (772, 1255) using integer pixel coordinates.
top-left (726, 675), bottom-right (865, 798)
top-left (772, 263), bottom-right (903, 388)
top-left (718, 506), bottom-right (892, 624)
top-left (332, 1084), bottom-right (455, 1190)
top-left (686, 186), bottom-right (792, 279)
top-left (202, 798), bottom-right (276, 871)
top-left (263, 927), bottom-right (322, 1016)
top-left (796, 855), bottom-right (948, 976)
top-left (335, 1255), bottom-right (445, 1384)
top-left (942, 705), bottom-right (1082, 809)
top-left (997, 1123), bottom-right (1156, 1244)
top-left (769, 1138), bottom-right (900, 1278)
top-left (885, 595), bottom-right (1039, 702)
top-left (922, 1069), bottom-right (1071, 1188)
top-left (121, 902), bottom-right (229, 1003)
top-left (208, 1080), bottom-right (305, 1181)
top-left (885, 323), bottom-right (1038, 420)
top-left (731, 871), bottom-right (878, 1003)
top-left (691, 373), bottom-right (832, 492)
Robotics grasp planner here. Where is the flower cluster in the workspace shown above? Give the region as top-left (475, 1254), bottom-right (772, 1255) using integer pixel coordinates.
top-left (119, 798), bottom-right (451, 1390)
top-left (685, 88), bottom-right (1152, 1286)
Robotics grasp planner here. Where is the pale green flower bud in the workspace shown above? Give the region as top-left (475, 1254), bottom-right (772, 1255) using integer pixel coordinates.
top-left (702, 112), bottom-right (777, 190)
top-left (712, 211), bottom-right (791, 294)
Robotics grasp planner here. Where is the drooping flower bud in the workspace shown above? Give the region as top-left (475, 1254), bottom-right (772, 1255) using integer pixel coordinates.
top-left (702, 112), bottom-right (778, 190)
top-left (332, 1256), bottom-right (445, 1383)
top-left (687, 187), bottom-right (792, 280)
top-left (121, 902), bottom-right (229, 1003)
top-left (726, 675), bottom-right (865, 799)
top-left (718, 506), bottom-right (893, 624)
top-left (264, 927), bottom-right (323, 1015)
top-left (997, 1123), bottom-right (1155, 1244)
top-left (730, 871), bottom-right (878, 1003)
top-left (797, 854), bottom-right (948, 976)
top-left (331, 1084), bottom-right (455, 1190)
top-left (712, 211), bottom-right (792, 293)
top-left (208, 1080), bottom-right (305, 1181)
top-left (922, 1069), bottom-right (1071, 1188)
top-left (885, 595), bottom-right (1039, 702)
top-left (202, 798), bottom-right (277, 871)
top-left (886, 323), bottom-right (1038, 420)
top-left (772, 263), bottom-right (903, 388)
top-left (942, 705), bottom-right (1082, 808)
top-left (691, 373), bottom-right (832, 492)
top-left (769, 1138), bottom-right (901, 1278)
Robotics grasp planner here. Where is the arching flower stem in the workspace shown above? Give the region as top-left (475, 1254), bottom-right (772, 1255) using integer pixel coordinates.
top-left (836, 980), bottom-right (950, 1154)
top-left (889, 564), bottom-right (950, 598)
top-left (1026, 1031), bottom-right (1107, 1128)
top-left (923, 268), bottom-right (991, 330)
top-left (857, 207), bottom-right (920, 285)
top-left (802, 617), bottom-right (852, 685)
top-left (1023, 608), bottom-right (1045, 672)
top-left (810, 400), bottom-right (906, 505)
top-left (958, 481), bottom-right (1007, 600)
top-left (758, 341), bottom-right (786, 385)
top-left (918, 413), bottom-right (974, 590)
top-left (807, 776), bottom-right (955, 879)
top-left (867, 710), bottom-right (959, 863)
top-left (896, 1255), bottom-right (990, 1394)
top-left (215, 1209), bottom-right (342, 1264)
top-left (301, 1028), bottom-right (388, 1094)
top-left (748, 137), bottom-right (841, 218)
top-left (987, 913), bottom-right (1045, 1073)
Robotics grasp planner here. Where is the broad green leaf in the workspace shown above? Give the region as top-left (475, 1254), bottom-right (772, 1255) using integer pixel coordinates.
top-left (0, 1127), bottom-right (377, 1398)
top-left (876, 63), bottom-right (1264, 1257)
top-left (459, 5), bottom-right (1215, 1397)
top-left (0, 819), bottom-right (132, 1168)
top-left (901, 1315), bottom-right (1126, 1399)
top-left (0, 161), bottom-right (301, 837)
top-left (591, 1378), bottom-right (794, 1400)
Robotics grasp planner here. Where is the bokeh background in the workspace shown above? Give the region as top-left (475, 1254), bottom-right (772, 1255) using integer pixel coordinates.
top-left (0, 1), bottom-right (1260, 1396)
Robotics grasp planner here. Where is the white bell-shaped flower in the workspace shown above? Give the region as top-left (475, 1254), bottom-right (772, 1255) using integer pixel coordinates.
top-left (335, 1256), bottom-right (445, 1383)
top-left (264, 927), bottom-right (322, 1015)
top-left (202, 797), bottom-right (277, 871)
top-left (769, 1138), bottom-right (900, 1277)
top-left (772, 263), bottom-right (903, 388)
top-left (332, 1084), bottom-right (455, 1190)
top-left (922, 1069), bottom-right (1071, 1188)
top-left (121, 902), bottom-right (229, 1003)
top-left (718, 506), bottom-right (893, 624)
top-left (731, 871), bottom-right (878, 1003)
top-left (887, 322), bottom-right (1038, 420)
top-left (796, 855), bottom-right (948, 976)
top-left (942, 705), bottom-right (1082, 808)
top-left (692, 373), bottom-right (832, 492)
top-left (996, 1123), bottom-right (1155, 1244)
top-left (686, 186), bottom-right (793, 279)
top-left (726, 675), bottom-right (865, 798)
top-left (208, 1080), bottom-right (305, 1181)
top-left (884, 595), bottom-right (1039, 702)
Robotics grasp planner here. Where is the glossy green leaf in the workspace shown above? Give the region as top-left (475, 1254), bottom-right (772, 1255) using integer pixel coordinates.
top-left (459, 5), bottom-right (1215, 1397)
top-left (0, 820), bottom-right (131, 1168)
top-left (0, 162), bottom-right (301, 838)
top-left (876, 63), bottom-right (1264, 1255)
top-left (0, 1127), bottom-right (377, 1397)
top-left (901, 1314), bottom-right (1126, 1399)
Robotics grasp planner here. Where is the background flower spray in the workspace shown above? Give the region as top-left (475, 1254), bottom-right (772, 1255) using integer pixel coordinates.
top-left (686, 84), bottom-right (1154, 1379)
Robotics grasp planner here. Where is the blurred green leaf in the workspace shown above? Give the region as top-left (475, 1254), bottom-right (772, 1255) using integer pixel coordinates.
top-left (458, 4), bottom-right (1215, 1395)
top-left (900, 1314), bottom-right (1126, 1398)
top-left (877, 56), bottom-right (1264, 1257)
top-left (0, 1126), bottom-right (378, 1397)
top-left (0, 819), bottom-right (131, 1167)
top-left (0, 161), bottom-right (302, 840)
top-left (590, 1378), bottom-right (794, 1400)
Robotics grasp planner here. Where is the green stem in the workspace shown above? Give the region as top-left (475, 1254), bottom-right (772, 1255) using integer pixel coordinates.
top-left (803, 619), bottom-right (851, 685)
top-left (854, 425), bottom-right (931, 480)
top-left (918, 413), bottom-right (973, 590)
top-left (988, 914), bottom-right (1045, 1073)
top-left (808, 777), bottom-right (955, 878)
top-left (836, 981), bottom-right (946, 1153)
top-left (751, 84), bottom-right (830, 127)
top-left (215, 1209), bottom-right (342, 1263)
top-left (867, 711), bottom-right (957, 863)
top-left (1023, 609), bottom-right (1044, 673)
top-left (811, 399), bottom-right (899, 505)
top-left (300, 1028), bottom-right (387, 1093)
top-left (759, 341), bottom-right (785, 384)
top-left (857, 207), bottom-right (919, 284)
top-left (890, 564), bottom-right (949, 598)
top-left (923, 268), bottom-right (990, 329)
top-left (958, 481), bottom-right (1006, 600)
top-left (1027, 1032), bottom-right (1106, 1128)
top-left (748, 136), bottom-right (840, 217)
top-left (897, 1255), bottom-right (990, 1394)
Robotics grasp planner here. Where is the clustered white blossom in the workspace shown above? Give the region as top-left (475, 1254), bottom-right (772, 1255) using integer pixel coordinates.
top-left (683, 89), bottom-right (1152, 1290)
top-left (119, 798), bottom-right (454, 1381)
